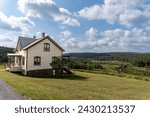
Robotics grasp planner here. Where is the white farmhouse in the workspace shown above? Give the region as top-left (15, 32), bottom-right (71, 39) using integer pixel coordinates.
top-left (7, 33), bottom-right (66, 77)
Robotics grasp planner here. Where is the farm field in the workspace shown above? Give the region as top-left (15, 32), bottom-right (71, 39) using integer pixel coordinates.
top-left (76, 60), bottom-right (150, 82)
top-left (0, 66), bottom-right (150, 100)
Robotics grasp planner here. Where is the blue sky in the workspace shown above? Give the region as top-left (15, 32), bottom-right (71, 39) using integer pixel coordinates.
top-left (0, 0), bottom-right (150, 52)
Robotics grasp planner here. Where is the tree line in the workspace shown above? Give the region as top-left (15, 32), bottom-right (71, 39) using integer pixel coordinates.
top-left (0, 46), bottom-right (14, 63)
top-left (65, 52), bottom-right (150, 68)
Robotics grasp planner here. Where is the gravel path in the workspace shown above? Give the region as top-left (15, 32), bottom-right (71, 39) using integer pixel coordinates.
top-left (0, 79), bottom-right (26, 100)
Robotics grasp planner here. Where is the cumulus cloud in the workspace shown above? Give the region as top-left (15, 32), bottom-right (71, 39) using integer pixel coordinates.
top-left (86, 27), bottom-right (150, 52)
top-left (78, 0), bottom-right (150, 27)
top-left (63, 18), bottom-right (80, 27)
top-left (0, 38), bottom-right (13, 42)
top-left (0, 30), bottom-right (20, 47)
top-left (0, 11), bottom-right (35, 34)
top-left (18, 0), bottom-right (80, 26)
top-left (62, 38), bottom-right (78, 48)
top-left (58, 30), bottom-right (79, 52)
top-left (61, 30), bottom-right (72, 38)
top-left (0, 39), bottom-right (15, 47)
top-left (119, 9), bottom-right (150, 27)
top-left (78, 5), bottom-right (102, 20)
top-left (86, 27), bottom-right (98, 41)
top-left (59, 28), bottom-right (150, 52)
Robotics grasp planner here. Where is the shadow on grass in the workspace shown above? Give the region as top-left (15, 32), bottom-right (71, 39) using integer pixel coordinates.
top-left (14, 73), bottom-right (88, 81)
top-left (48, 75), bottom-right (89, 81)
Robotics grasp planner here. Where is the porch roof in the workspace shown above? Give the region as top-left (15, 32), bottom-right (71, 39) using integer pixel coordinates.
top-left (7, 53), bottom-right (22, 57)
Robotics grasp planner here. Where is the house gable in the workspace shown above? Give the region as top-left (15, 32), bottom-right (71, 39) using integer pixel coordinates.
top-left (26, 37), bottom-right (63, 71)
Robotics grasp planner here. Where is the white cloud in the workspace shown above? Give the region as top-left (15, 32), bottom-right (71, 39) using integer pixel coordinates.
top-left (0, 11), bottom-right (35, 34)
top-left (18, 0), bottom-right (80, 27)
top-left (59, 8), bottom-right (71, 15)
top-left (119, 9), bottom-right (150, 27)
top-left (59, 27), bottom-right (150, 52)
top-left (78, 0), bottom-right (150, 27)
top-left (62, 38), bottom-right (77, 48)
top-left (61, 31), bottom-right (72, 38)
top-left (78, 5), bottom-right (102, 20)
top-left (0, 39), bottom-right (15, 47)
top-left (0, 38), bottom-right (13, 42)
top-left (85, 27), bottom-right (98, 41)
top-left (99, 28), bottom-right (150, 52)
top-left (58, 30), bottom-right (79, 52)
top-left (63, 18), bottom-right (80, 27)
top-left (0, 29), bottom-right (20, 47)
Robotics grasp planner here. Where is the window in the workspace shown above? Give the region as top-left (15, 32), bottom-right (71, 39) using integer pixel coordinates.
top-left (34, 56), bottom-right (41, 66)
top-left (44, 43), bottom-right (50, 51)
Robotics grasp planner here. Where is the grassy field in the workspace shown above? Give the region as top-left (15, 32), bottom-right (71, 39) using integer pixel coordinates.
top-left (82, 60), bottom-right (150, 81)
top-left (0, 65), bottom-right (150, 100)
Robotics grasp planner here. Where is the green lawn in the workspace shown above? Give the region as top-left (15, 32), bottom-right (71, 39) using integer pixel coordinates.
top-left (0, 64), bottom-right (4, 70)
top-left (0, 67), bottom-right (150, 99)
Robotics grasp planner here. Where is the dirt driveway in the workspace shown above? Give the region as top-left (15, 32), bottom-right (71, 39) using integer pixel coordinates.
top-left (0, 79), bottom-right (26, 100)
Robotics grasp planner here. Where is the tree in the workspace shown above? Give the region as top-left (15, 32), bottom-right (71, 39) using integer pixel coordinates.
top-left (50, 57), bottom-right (63, 69)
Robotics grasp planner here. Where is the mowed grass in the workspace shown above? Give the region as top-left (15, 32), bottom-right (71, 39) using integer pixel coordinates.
top-left (0, 67), bottom-right (150, 99)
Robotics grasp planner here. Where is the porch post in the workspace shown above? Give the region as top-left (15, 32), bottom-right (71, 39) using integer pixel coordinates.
top-left (15, 56), bottom-right (19, 67)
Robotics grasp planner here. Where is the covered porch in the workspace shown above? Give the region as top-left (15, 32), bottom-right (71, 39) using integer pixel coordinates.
top-left (7, 53), bottom-right (23, 72)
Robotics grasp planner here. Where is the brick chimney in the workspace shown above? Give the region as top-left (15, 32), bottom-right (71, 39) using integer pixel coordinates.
top-left (42, 32), bottom-right (45, 37)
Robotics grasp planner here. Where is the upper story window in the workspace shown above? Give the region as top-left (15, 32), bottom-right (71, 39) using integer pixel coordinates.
top-left (44, 43), bottom-right (50, 52)
top-left (34, 56), bottom-right (41, 66)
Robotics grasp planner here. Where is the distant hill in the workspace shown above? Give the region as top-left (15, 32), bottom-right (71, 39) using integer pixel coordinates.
top-left (64, 52), bottom-right (150, 67)
top-left (0, 46), bottom-right (14, 63)
top-left (64, 52), bottom-right (150, 60)
top-left (64, 52), bottom-right (141, 59)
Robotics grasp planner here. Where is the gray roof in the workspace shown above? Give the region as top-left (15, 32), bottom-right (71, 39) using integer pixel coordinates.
top-left (18, 36), bottom-right (37, 49)
top-left (16, 36), bottom-right (64, 51)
